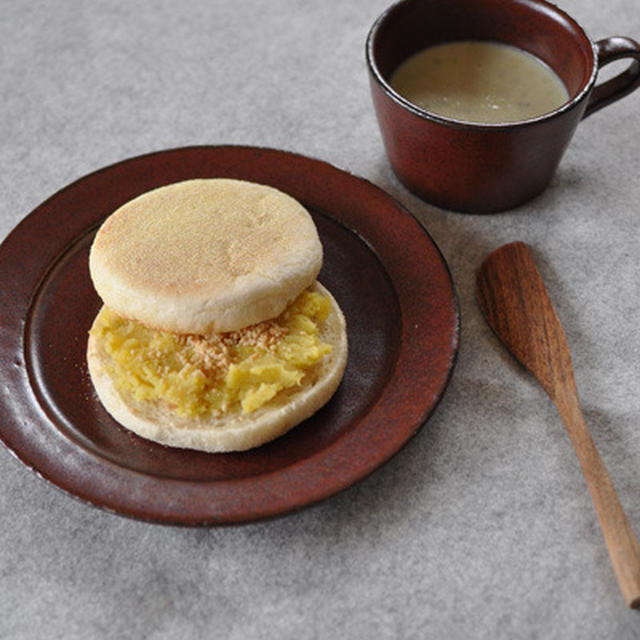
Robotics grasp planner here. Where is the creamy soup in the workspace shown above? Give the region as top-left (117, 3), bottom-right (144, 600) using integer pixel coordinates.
top-left (389, 41), bottom-right (569, 124)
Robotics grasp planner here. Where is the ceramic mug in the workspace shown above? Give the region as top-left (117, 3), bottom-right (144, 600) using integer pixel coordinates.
top-left (366, 0), bottom-right (640, 213)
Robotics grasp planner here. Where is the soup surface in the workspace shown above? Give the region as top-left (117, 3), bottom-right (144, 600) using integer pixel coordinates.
top-left (389, 41), bottom-right (569, 123)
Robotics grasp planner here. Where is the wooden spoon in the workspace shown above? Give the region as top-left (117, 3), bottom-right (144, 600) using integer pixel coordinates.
top-left (476, 241), bottom-right (640, 608)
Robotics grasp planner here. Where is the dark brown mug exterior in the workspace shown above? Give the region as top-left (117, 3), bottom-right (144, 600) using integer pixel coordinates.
top-left (366, 0), bottom-right (640, 213)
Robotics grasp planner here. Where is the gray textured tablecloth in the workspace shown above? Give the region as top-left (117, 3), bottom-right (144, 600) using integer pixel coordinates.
top-left (1, 1), bottom-right (640, 638)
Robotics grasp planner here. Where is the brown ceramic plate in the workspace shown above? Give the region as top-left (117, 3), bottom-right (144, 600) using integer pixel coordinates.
top-left (0, 146), bottom-right (459, 525)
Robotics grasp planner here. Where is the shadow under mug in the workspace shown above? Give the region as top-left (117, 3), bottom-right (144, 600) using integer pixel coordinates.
top-left (366, 0), bottom-right (640, 213)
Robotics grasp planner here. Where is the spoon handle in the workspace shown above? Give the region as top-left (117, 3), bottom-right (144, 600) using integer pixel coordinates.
top-left (554, 388), bottom-right (640, 608)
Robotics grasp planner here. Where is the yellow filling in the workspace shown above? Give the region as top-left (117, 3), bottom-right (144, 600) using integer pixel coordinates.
top-left (91, 290), bottom-right (333, 418)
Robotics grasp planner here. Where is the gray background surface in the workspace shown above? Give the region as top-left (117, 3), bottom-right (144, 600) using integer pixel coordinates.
top-left (1, 0), bottom-right (640, 638)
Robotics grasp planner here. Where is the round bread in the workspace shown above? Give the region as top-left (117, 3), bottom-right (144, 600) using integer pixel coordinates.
top-left (86, 283), bottom-right (347, 453)
top-left (89, 179), bottom-right (322, 334)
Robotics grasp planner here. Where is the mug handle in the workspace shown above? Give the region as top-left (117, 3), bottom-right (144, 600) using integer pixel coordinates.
top-left (583, 36), bottom-right (640, 118)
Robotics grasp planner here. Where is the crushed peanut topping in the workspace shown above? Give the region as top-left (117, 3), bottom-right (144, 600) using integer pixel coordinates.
top-left (178, 321), bottom-right (288, 376)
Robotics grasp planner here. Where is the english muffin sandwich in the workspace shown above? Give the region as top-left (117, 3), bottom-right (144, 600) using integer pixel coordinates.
top-left (87, 178), bottom-right (347, 452)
